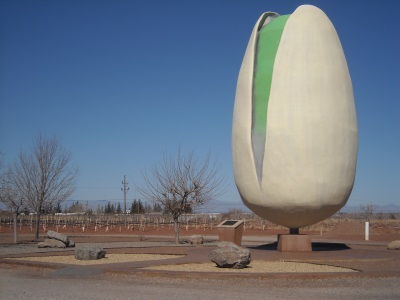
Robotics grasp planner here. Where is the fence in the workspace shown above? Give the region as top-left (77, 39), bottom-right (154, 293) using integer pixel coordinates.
top-left (0, 211), bottom-right (398, 234)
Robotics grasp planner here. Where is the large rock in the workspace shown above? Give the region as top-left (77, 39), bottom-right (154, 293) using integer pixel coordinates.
top-left (387, 240), bottom-right (400, 250)
top-left (38, 239), bottom-right (67, 248)
top-left (47, 230), bottom-right (70, 245)
top-left (68, 240), bottom-right (75, 248)
top-left (189, 235), bottom-right (203, 245)
top-left (74, 246), bottom-right (106, 260)
top-left (208, 241), bottom-right (251, 269)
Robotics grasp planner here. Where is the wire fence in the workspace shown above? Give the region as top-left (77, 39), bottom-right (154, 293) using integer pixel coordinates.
top-left (0, 211), bottom-right (399, 234)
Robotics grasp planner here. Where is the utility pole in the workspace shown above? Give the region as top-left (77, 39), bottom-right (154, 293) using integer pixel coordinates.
top-left (121, 175), bottom-right (129, 215)
top-left (85, 201), bottom-right (88, 227)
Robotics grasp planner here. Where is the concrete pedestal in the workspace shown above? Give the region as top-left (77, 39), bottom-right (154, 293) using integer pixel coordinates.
top-left (277, 234), bottom-right (312, 252)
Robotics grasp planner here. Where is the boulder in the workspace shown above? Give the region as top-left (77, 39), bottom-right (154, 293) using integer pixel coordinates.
top-left (68, 240), bottom-right (75, 248)
top-left (189, 235), bottom-right (203, 245)
top-left (47, 230), bottom-right (70, 245)
top-left (387, 240), bottom-right (400, 250)
top-left (74, 246), bottom-right (106, 260)
top-left (38, 239), bottom-right (67, 248)
top-left (37, 242), bottom-right (49, 248)
top-left (208, 241), bottom-right (251, 269)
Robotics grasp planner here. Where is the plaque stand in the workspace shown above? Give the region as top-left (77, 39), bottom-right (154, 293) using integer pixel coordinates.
top-left (217, 220), bottom-right (244, 246)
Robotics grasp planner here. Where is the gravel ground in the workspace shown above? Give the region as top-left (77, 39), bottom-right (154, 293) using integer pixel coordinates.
top-left (144, 261), bottom-right (357, 273)
top-left (1, 266), bottom-right (399, 300)
top-left (4, 253), bottom-right (356, 273)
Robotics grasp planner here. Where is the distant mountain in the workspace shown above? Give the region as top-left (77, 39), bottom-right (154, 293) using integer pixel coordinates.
top-left (70, 199), bottom-right (400, 214)
top-left (202, 201), bottom-right (400, 214)
top-left (341, 204), bottom-right (400, 213)
top-left (197, 200), bottom-right (251, 214)
top-left (377, 204), bottom-right (400, 213)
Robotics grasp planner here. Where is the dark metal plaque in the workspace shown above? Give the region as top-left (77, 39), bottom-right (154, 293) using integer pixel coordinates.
top-left (221, 220), bottom-right (238, 226)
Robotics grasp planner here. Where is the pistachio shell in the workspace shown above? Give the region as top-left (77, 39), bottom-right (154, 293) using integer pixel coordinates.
top-left (232, 5), bottom-right (358, 228)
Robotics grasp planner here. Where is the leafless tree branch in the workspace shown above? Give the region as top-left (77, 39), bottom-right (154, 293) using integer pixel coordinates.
top-left (138, 147), bottom-right (225, 243)
top-left (0, 167), bottom-right (26, 243)
top-left (10, 133), bottom-right (78, 239)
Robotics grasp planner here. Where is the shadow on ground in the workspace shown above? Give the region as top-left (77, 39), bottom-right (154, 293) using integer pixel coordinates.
top-left (249, 242), bottom-right (351, 251)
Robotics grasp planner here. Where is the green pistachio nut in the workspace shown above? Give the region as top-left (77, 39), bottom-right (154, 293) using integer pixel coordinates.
top-left (232, 5), bottom-right (358, 228)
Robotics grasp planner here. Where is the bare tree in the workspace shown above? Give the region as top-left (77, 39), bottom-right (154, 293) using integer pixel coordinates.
top-left (11, 133), bottom-right (78, 239)
top-left (0, 168), bottom-right (25, 243)
top-left (139, 148), bottom-right (225, 244)
top-left (360, 204), bottom-right (375, 222)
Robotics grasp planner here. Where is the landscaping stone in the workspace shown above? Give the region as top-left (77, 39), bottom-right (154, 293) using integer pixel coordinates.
top-left (208, 241), bottom-right (251, 269)
top-left (189, 235), bottom-right (203, 245)
top-left (74, 246), bottom-right (106, 260)
top-left (37, 242), bottom-right (49, 248)
top-left (38, 239), bottom-right (67, 248)
top-left (387, 240), bottom-right (400, 250)
top-left (68, 240), bottom-right (75, 248)
top-left (47, 230), bottom-right (70, 245)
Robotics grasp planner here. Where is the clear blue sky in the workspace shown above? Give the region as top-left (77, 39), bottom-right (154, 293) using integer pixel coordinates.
top-left (1, 0), bottom-right (399, 211)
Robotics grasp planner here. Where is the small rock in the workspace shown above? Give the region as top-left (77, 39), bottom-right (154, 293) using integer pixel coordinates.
top-left (68, 240), bottom-right (75, 248)
top-left (38, 239), bottom-right (66, 248)
top-left (74, 246), bottom-right (106, 260)
top-left (208, 241), bottom-right (251, 269)
top-left (47, 230), bottom-right (70, 245)
top-left (189, 235), bottom-right (203, 245)
top-left (387, 240), bottom-right (400, 250)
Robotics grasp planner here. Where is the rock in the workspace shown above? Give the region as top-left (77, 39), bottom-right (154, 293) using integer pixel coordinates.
top-left (74, 246), bottom-right (106, 260)
top-left (47, 230), bottom-right (70, 245)
top-left (387, 240), bottom-right (400, 250)
top-left (68, 240), bottom-right (75, 248)
top-left (38, 239), bottom-right (67, 248)
top-left (37, 242), bottom-right (50, 248)
top-left (208, 241), bottom-right (251, 269)
top-left (189, 235), bottom-right (203, 245)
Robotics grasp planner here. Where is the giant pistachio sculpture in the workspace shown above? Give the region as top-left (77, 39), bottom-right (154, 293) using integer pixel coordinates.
top-left (232, 5), bottom-right (358, 228)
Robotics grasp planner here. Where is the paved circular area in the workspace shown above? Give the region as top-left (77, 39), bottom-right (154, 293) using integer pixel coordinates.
top-left (0, 235), bottom-right (399, 280)
top-left (0, 241), bottom-right (196, 256)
